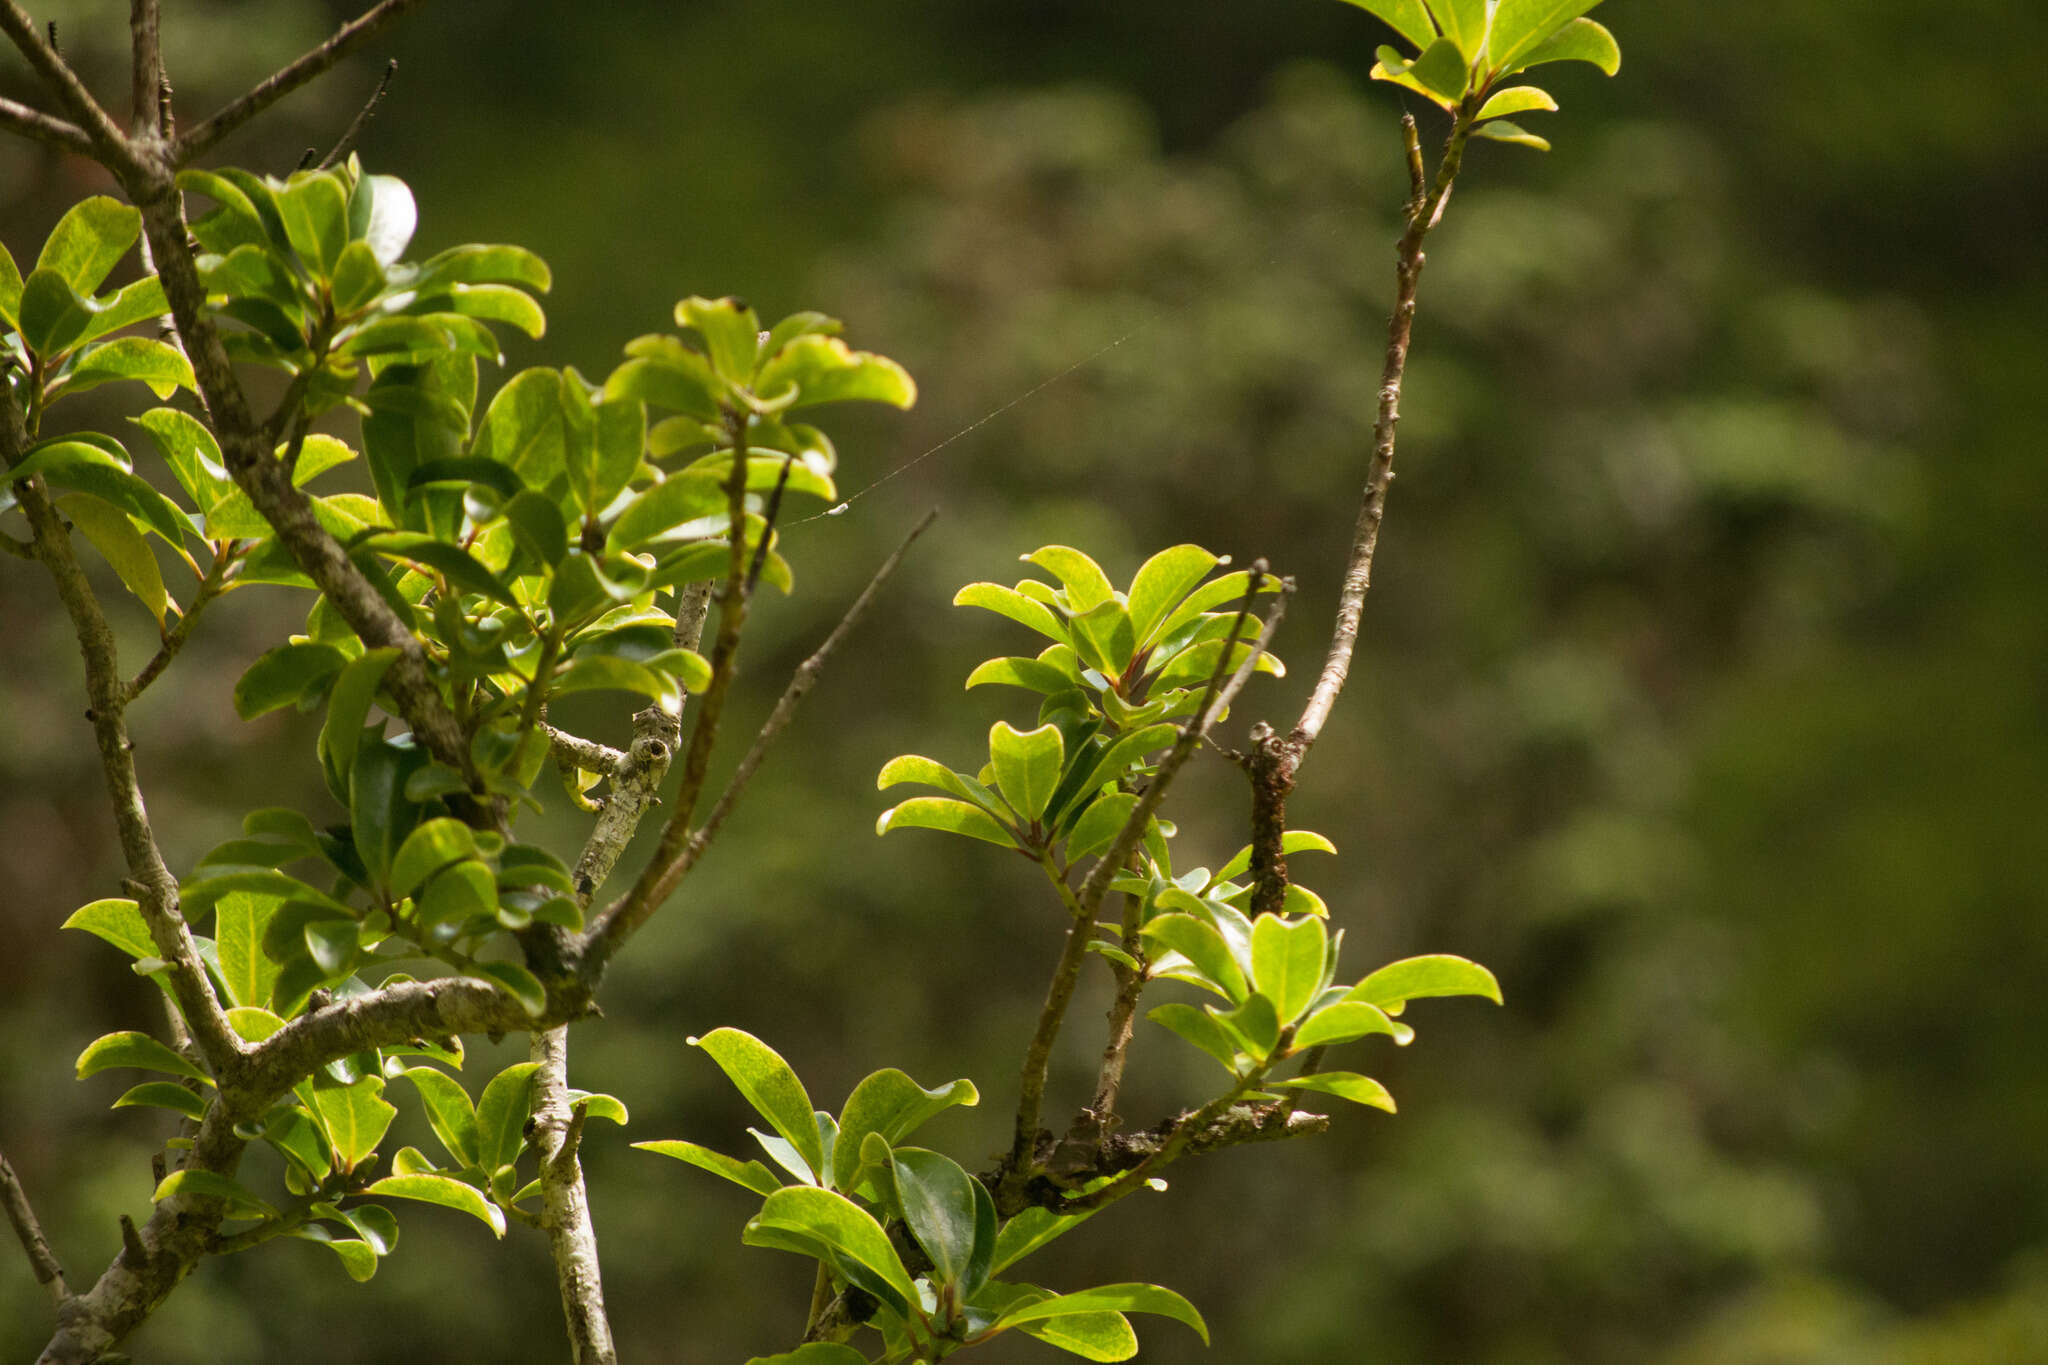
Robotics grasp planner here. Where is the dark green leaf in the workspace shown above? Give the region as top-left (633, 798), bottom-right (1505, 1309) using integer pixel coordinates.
top-left (473, 960), bottom-right (546, 1017)
top-left (890, 1146), bottom-right (982, 1289)
top-left (388, 818), bottom-right (480, 899)
top-left (743, 1186), bottom-right (920, 1313)
top-left (317, 647), bottom-right (398, 802)
top-left (1063, 792), bottom-right (1139, 863)
top-left (235, 642), bottom-right (349, 720)
top-left (830, 1069), bottom-right (979, 1193)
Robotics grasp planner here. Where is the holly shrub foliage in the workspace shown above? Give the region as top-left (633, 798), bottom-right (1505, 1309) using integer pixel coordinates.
top-left (2, 0), bottom-right (1619, 1361)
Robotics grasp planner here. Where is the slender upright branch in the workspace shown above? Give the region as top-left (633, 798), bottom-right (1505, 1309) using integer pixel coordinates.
top-left (529, 1028), bottom-right (618, 1365)
top-left (127, 0), bottom-right (164, 138)
top-left (125, 547), bottom-right (237, 701)
top-left (1, 1143), bottom-right (68, 1305)
top-left (317, 59), bottom-right (396, 169)
top-left (176, 0), bottom-right (429, 161)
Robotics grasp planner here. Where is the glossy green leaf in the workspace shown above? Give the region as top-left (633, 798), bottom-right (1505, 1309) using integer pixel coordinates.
top-left (1334, 0), bottom-right (1437, 49)
top-left (551, 654), bottom-right (680, 706)
top-left (1146, 1004), bottom-right (1241, 1072)
top-left (415, 859), bottom-right (496, 926)
top-left (1271, 1071), bottom-right (1397, 1111)
top-left (472, 367), bottom-right (571, 487)
top-left (365, 1173), bottom-right (506, 1237)
top-left (633, 1139), bottom-right (783, 1196)
top-left (875, 755), bottom-right (1001, 811)
top-left (361, 532), bottom-right (518, 606)
top-left (295, 1228), bottom-right (378, 1282)
top-left (388, 818), bottom-right (479, 899)
top-left (35, 196), bottom-right (138, 294)
top-left (224, 1006), bottom-right (284, 1043)
top-left (413, 242), bottom-right (550, 293)
top-left (989, 720), bottom-right (1064, 823)
top-left (350, 737), bottom-right (426, 887)
top-left (1476, 84), bottom-right (1559, 119)
top-left (1143, 914), bottom-right (1248, 1002)
top-left (1124, 545), bottom-right (1222, 645)
top-left (1293, 1000), bottom-right (1410, 1049)
top-left (1150, 568), bottom-right (1278, 644)
top-left (674, 296), bottom-right (761, 382)
top-left (1489, 0), bottom-right (1602, 69)
top-left (60, 337), bottom-right (193, 400)
top-left (474, 1061), bottom-right (539, 1176)
top-left (690, 1028), bottom-right (825, 1181)
top-left (0, 240), bottom-right (17, 326)
top-left (402, 1066), bottom-right (479, 1168)
top-left (604, 348), bottom-right (723, 422)
top-left (306, 1077), bottom-right (397, 1172)
top-left (1209, 831), bottom-right (1337, 888)
top-left (1426, 0), bottom-right (1490, 62)
top-left (1064, 791), bottom-right (1139, 863)
top-left (1374, 35), bottom-right (1470, 108)
top-left (428, 282), bottom-right (545, 339)
top-left (1251, 915), bottom-right (1328, 1024)
top-left (152, 1169), bottom-right (274, 1218)
top-left (964, 655), bottom-right (1077, 694)
top-left (954, 581), bottom-right (1068, 643)
top-left (991, 1203), bottom-right (1105, 1274)
top-left (998, 1283), bottom-right (1208, 1345)
top-left (1017, 1310), bottom-right (1139, 1361)
top-left (317, 648), bottom-right (398, 802)
top-left (234, 642), bottom-right (348, 721)
top-left (744, 1186), bottom-right (920, 1311)
top-left (1216, 992), bottom-right (1282, 1059)
top-left (77, 1031), bottom-right (209, 1083)
top-left (754, 334), bottom-right (915, 409)
top-left (54, 493), bottom-right (169, 624)
top-left (876, 797), bottom-right (1018, 849)
top-left (63, 897), bottom-right (154, 960)
top-left (1476, 120), bottom-right (1553, 151)
top-left (742, 1346), bottom-right (867, 1365)
top-left (1348, 954), bottom-right (1503, 1012)
top-left (1074, 723), bottom-right (1179, 800)
top-left (276, 171), bottom-right (349, 272)
top-left (112, 1081), bottom-right (209, 1120)
top-left (829, 1068), bottom-right (978, 1193)
top-left (568, 1090), bottom-right (629, 1125)
top-left (4, 439), bottom-right (189, 543)
top-left (890, 1146), bottom-right (983, 1290)
top-left (1023, 545), bottom-right (1116, 613)
top-left (1511, 15), bottom-right (1620, 74)
top-left (213, 891), bottom-right (282, 1009)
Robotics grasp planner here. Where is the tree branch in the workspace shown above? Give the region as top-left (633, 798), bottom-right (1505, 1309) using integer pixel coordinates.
top-left (0, 95), bottom-right (91, 156)
top-left (125, 545), bottom-right (237, 702)
top-left (126, 0), bottom-right (164, 137)
top-left (0, 0), bottom-right (137, 170)
top-left (317, 58), bottom-right (395, 170)
top-left (530, 1028), bottom-right (618, 1365)
top-left (176, 0), bottom-right (428, 162)
top-left (0, 1142), bottom-right (67, 1305)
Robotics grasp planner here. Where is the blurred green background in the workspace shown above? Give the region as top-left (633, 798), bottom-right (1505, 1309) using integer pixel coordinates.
top-left (3, 1), bottom-right (2045, 1361)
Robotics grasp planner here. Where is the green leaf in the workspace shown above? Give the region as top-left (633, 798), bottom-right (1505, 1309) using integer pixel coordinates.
top-left (225, 1006), bottom-right (284, 1043)
top-left (1476, 120), bottom-right (1553, 151)
top-left (550, 654), bottom-right (680, 707)
top-left (1271, 1071), bottom-right (1397, 1112)
top-left (1488, 0), bottom-right (1602, 70)
top-left (1150, 568), bottom-right (1278, 644)
top-left (234, 642), bottom-right (348, 721)
top-left (568, 1090), bottom-right (629, 1125)
top-left (1142, 914), bottom-right (1248, 1003)
top-left (0, 240), bottom-right (19, 326)
top-left (1073, 723), bottom-right (1179, 801)
top-left (954, 582), bottom-right (1068, 644)
top-left (290, 1226), bottom-right (378, 1281)
top-left (388, 818), bottom-right (479, 899)
top-left (1125, 545), bottom-right (1222, 646)
top-left (1209, 831), bottom-right (1337, 889)
top-left (1251, 915), bottom-right (1328, 1024)
top-left (214, 891), bottom-right (282, 1009)
top-left (1293, 1000), bottom-right (1410, 1049)
top-left (306, 1076), bottom-right (397, 1173)
top-left (426, 282), bottom-right (545, 339)
top-left (1510, 15), bottom-right (1620, 74)
top-left (4, 438), bottom-right (189, 543)
top-left (63, 898), bottom-right (155, 960)
top-left (1347, 954), bottom-right (1503, 1012)
top-left (604, 471), bottom-right (727, 552)
top-left (1146, 1003), bottom-right (1241, 1071)
top-left (77, 1031), bottom-right (209, 1083)
top-left (1064, 792), bottom-right (1139, 863)
top-left (1216, 993), bottom-right (1281, 1060)
top-left (1334, 0), bottom-right (1437, 50)
top-left (54, 493), bottom-right (169, 625)
top-left (365, 1173), bottom-right (506, 1237)
top-left (1017, 1311), bottom-right (1138, 1361)
top-left (318, 647), bottom-right (398, 802)
top-left (991, 1203), bottom-right (1105, 1274)
top-left (152, 1169), bottom-right (274, 1219)
top-left (989, 720), bottom-right (1064, 823)
top-left (964, 655), bottom-right (1077, 694)
top-left (472, 367), bottom-right (571, 487)
top-left (112, 1081), bottom-right (209, 1121)
top-left (997, 1283), bottom-right (1208, 1346)
top-left (60, 337), bottom-right (194, 400)
top-left (413, 242), bottom-right (550, 294)
top-left (330, 240), bottom-right (386, 312)
top-left (360, 532), bottom-right (518, 606)
top-left (690, 1028), bottom-right (825, 1182)
top-left (744, 1186), bottom-right (920, 1315)
top-left (35, 196), bottom-right (138, 294)
top-left (604, 348), bottom-right (723, 422)
top-left (829, 1069), bottom-right (977, 1193)
top-left (276, 171), bottom-right (349, 273)
top-left (350, 737), bottom-right (426, 888)
top-left (754, 334), bottom-right (915, 409)
top-left (876, 797), bottom-right (1018, 849)
top-left (473, 961), bottom-right (547, 1017)
top-left (503, 489), bottom-right (568, 567)
top-left (1023, 545), bottom-right (1115, 613)
top-left (674, 295), bottom-right (761, 382)
top-left (401, 1067), bottom-right (480, 1168)
top-left (890, 1146), bottom-right (983, 1290)
top-left (633, 1139), bottom-right (784, 1197)
top-left (1374, 35), bottom-right (1471, 108)
top-left (1475, 84), bottom-right (1559, 120)
top-left (474, 1061), bottom-right (539, 1175)
top-left (1425, 0), bottom-right (1490, 62)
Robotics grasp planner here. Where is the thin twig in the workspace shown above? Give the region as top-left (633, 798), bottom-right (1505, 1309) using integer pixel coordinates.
top-left (0, 1143), bottom-right (68, 1305)
top-left (317, 58), bottom-right (395, 169)
top-left (125, 547), bottom-right (237, 701)
top-left (0, 0), bottom-right (135, 169)
top-left (176, 0), bottom-right (428, 161)
top-left (0, 95), bottom-right (91, 156)
top-left (600, 509), bottom-right (939, 946)
top-left (543, 724), bottom-right (629, 779)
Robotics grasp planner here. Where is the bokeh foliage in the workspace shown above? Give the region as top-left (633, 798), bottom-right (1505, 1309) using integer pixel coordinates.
top-left (2, 1), bottom-right (2042, 1362)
